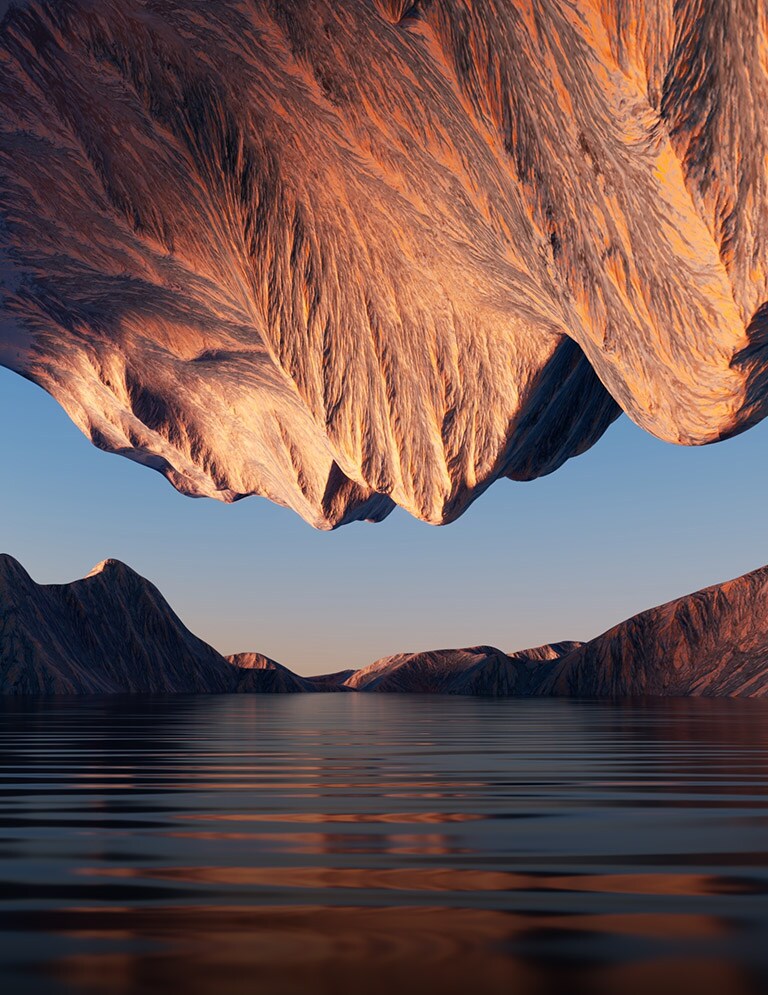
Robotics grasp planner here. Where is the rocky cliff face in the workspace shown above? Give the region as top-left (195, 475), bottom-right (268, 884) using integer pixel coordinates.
top-left (2, 1), bottom-right (767, 527)
top-left (0, 555), bottom-right (237, 694)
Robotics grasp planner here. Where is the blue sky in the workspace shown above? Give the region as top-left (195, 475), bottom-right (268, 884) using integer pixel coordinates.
top-left (1, 365), bottom-right (767, 674)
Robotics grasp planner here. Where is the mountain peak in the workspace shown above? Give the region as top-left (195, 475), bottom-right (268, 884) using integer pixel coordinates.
top-left (0, 553), bottom-right (236, 694)
top-left (84, 558), bottom-right (134, 579)
top-left (0, 553), bottom-right (33, 586)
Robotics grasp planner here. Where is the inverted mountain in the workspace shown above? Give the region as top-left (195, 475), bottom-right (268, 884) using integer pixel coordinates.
top-left (2, 1), bottom-right (767, 526)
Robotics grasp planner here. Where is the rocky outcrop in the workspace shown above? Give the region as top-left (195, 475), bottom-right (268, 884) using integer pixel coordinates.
top-left (540, 566), bottom-right (768, 698)
top-left (0, 554), bottom-right (237, 694)
top-left (2, 1), bottom-right (768, 527)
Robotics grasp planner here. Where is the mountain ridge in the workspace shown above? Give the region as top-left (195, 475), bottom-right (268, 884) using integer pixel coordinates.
top-left (2, 555), bottom-right (768, 697)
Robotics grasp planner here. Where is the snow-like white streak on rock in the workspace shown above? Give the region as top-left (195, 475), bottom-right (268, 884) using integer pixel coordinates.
top-left (1, 0), bottom-right (767, 527)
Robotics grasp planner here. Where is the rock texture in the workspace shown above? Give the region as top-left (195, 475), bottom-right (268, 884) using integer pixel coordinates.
top-left (0, 554), bottom-right (237, 693)
top-left (540, 566), bottom-right (768, 698)
top-left (344, 643), bottom-right (580, 695)
top-left (2, 1), bottom-right (768, 527)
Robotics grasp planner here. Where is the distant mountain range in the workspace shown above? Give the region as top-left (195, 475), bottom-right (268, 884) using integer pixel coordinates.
top-left (1, 554), bottom-right (767, 697)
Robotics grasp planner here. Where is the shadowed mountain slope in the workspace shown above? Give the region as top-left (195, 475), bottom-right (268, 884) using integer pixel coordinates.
top-left (2, 1), bottom-right (768, 527)
top-left (0, 554), bottom-right (237, 694)
top-left (0, 556), bottom-right (318, 694)
top-left (542, 566), bottom-right (768, 698)
top-left (305, 670), bottom-right (357, 691)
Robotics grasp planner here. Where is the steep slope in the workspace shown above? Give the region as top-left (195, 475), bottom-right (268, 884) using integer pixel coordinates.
top-left (2, 1), bottom-right (768, 527)
top-left (540, 566), bottom-right (768, 698)
top-left (344, 643), bottom-right (580, 695)
top-left (0, 555), bottom-right (238, 694)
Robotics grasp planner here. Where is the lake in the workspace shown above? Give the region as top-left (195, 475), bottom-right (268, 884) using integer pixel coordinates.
top-left (0, 694), bottom-right (766, 995)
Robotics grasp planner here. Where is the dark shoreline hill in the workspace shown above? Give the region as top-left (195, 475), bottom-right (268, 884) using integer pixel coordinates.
top-left (226, 653), bottom-right (349, 693)
top-left (342, 643), bottom-right (581, 695)
top-left (0, 555), bottom-right (317, 695)
top-left (0, 555), bottom-right (236, 694)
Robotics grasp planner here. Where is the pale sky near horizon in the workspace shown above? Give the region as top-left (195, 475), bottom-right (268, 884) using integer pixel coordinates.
top-left (2, 365), bottom-right (767, 675)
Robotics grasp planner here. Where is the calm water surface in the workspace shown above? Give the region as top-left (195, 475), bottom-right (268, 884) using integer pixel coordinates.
top-left (0, 695), bottom-right (767, 995)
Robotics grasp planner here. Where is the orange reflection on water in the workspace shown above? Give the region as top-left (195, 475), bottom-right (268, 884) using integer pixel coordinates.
top-left (168, 830), bottom-right (465, 856)
top-left (43, 904), bottom-right (744, 995)
top-left (175, 811), bottom-right (482, 824)
top-left (76, 863), bottom-right (751, 898)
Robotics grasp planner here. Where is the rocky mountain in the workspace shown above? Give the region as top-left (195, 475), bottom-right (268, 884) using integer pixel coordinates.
top-left (341, 569), bottom-right (768, 698)
top-left (2, 1), bottom-right (767, 528)
top-left (539, 567), bottom-right (768, 698)
top-left (343, 643), bottom-right (581, 695)
top-left (0, 554), bottom-right (238, 694)
top-left (0, 555), bottom-right (328, 695)
top-left (3, 553), bottom-right (768, 697)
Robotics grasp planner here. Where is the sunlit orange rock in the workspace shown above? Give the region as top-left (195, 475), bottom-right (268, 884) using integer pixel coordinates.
top-left (1, 1), bottom-right (767, 526)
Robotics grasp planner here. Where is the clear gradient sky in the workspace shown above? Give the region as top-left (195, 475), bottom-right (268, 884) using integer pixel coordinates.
top-left (2, 365), bottom-right (767, 675)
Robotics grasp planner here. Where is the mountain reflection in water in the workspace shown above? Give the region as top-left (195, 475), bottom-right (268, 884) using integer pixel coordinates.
top-left (0, 694), bottom-right (766, 995)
